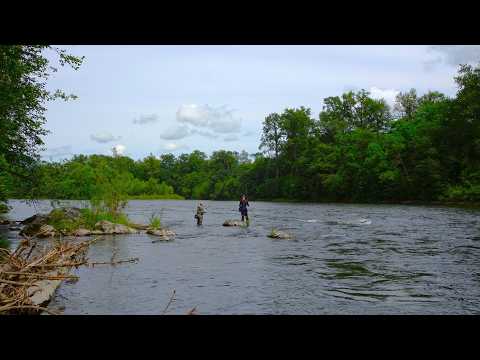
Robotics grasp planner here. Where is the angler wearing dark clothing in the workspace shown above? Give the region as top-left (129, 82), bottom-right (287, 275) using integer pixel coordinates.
top-left (239, 194), bottom-right (249, 222)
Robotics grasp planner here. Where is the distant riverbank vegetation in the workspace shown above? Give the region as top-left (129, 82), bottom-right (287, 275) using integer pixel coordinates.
top-left (1, 45), bottom-right (479, 208)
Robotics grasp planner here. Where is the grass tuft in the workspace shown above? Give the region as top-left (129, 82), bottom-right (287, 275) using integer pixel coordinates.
top-left (148, 213), bottom-right (162, 230)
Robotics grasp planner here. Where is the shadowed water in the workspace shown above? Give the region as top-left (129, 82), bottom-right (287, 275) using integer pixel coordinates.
top-left (3, 199), bottom-right (480, 314)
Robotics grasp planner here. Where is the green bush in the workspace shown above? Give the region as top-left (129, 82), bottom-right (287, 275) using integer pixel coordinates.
top-left (0, 202), bottom-right (9, 214)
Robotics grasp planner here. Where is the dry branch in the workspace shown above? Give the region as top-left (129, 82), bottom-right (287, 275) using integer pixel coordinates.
top-left (162, 289), bottom-right (176, 314)
top-left (1, 236), bottom-right (140, 315)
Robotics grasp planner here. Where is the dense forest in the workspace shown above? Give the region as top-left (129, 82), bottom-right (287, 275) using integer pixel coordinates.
top-left (1, 45), bottom-right (480, 206)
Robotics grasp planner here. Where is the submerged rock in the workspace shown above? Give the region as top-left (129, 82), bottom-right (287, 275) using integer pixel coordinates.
top-left (94, 220), bottom-right (138, 234)
top-left (223, 220), bottom-right (246, 227)
top-left (147, 228), bottom-right (175, 241)
top-left (268, 230), bottom-right (294, 239)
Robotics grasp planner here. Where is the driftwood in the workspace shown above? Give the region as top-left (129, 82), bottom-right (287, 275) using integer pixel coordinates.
top-left (0, 238), bottom-right (94, 314)
top-left (0, 237), bottom-right (142, 315)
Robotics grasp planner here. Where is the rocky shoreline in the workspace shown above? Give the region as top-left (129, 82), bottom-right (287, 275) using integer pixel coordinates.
top-left (2, 207), bottom-right (176, 241)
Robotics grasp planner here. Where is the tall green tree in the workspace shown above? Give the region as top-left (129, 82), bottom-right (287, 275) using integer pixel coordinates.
top-left (0, 45), bottom-right (83, 206)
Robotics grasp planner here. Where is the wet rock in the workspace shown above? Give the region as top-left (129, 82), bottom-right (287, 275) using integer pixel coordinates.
top-left (130, 223), bottom-right (150, 230)
top-left (36, 225), bottom-right (57, 238)
top-left (268, 230), bottom-right (294, 239)
top-left (223, 220), bottom-right (245, 227)
top-left (20, 214), bottom-right (50, 236)
top-left (21, 213), bottom-right (46, 225)
top-left (0, 218), bottom-right (10, 225)
top-left (8, 226), bottom-right (22, 231)
top-left (72, 228), bottom-right (92, 237)
top-left (147, 228), bottom-right (175, 241)
top-left (20, 207), bottom-right (83, 237)
top-left (94, 220), bottom-right (138, 234)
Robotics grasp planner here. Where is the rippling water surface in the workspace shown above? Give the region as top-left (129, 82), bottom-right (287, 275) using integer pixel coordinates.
top-left (3, 199), bottom-right (480, 314)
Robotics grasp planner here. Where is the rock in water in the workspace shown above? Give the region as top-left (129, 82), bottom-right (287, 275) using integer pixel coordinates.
top-left (94, 220), bottom-right (138, 234)
top-left (268, 230), bottom-right (294, 239)
top-left (36, 225), bottom-right (57, 238)
top-left (72, 228), bottom-right (92, 237)
top-left (21, 213), bottom-right (47, 225)
top-left (20, 207), bottom-right (83, 237)
top-left (223, 220), bottom-right (245, 227)
top-left (147, 229), bottom-right (175, 241)
top-left (19, 214), bottom-right (50, 236)
top-left (130, 223), bottom-right (150, 230)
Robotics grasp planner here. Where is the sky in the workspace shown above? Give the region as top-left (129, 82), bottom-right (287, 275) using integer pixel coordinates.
top-left (41, 45), bottom-right (480, 161)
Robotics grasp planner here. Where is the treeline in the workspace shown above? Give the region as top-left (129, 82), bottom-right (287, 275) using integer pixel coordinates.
top-left (5, 63), bottom-right (480, 203)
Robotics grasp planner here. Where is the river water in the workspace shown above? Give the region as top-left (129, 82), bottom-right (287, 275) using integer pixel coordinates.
top-left (2, 199), bottom-right (480, 314)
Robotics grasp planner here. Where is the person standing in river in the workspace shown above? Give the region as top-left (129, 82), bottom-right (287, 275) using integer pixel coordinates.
top-left (239, 195), bottom-right (249, 223)
top-left (194, 202), bottom-right (205, 225)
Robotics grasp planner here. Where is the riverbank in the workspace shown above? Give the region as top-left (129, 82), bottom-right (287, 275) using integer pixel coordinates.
top-left (3, 197), bottom-right (480, 211)
top-left (127, 194), bottom-right (184, 200)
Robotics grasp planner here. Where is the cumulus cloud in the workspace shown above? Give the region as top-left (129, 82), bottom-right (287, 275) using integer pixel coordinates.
top-left (133, 114), bottom-right (159, 125)
top-left (161, 143), bottom-right (189, 152)
top-left (426, 45), bottom-right (480, 67)
top-left (160, 125), bottom-right (190, 140)
top-left (90, 132), bottom-right (121, 143)
top-left (190, 128), bottom-right (219, 139)
top-left (369, 86), bottom-right (399, 107)
top-left (112, 144), bottom-right (126, 156)
top-left (223, 135), bottom-right (239, 142)
top-left (176, 104), bottom-right (241, 134)
top-left (43, 145), bottom-right (73, 159)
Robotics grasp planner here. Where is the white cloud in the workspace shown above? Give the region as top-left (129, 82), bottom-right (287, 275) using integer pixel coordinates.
top-left (428, 45), bottom-right (480, 67)
top-left (161, 143), bottom-right (189, 152)
top-left (224, 135), bottom-right (239, 142)
top-left (190, 128), bottom-right (219, 139)
top-left (112, 144), bottom-right (126, 156)
top-left (133, 114), bottom-right (159, 125)
top-left (176, 104), bottom-right (241, 134)
top-left (369, 87), bottom-right (399, 107)
top-left (160, 125), bottom-right (190, 140)
top-left (90, 132), bottom-right (120, 143)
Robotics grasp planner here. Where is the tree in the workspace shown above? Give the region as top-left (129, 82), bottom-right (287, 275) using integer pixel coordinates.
top-left (320, 90), bottom-right (391, 138)
top-left (394, 88), bottom-right (418, 119)
top-left (259, 113), bottom-right (284, 189)
top-left (279, 107), bottom-right (315, 176)
top-left (0, 45), bottom-right (83, 205)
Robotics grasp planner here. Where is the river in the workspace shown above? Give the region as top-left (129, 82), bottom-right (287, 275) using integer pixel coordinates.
top-left (2, 199), bottom-right (480, 314)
